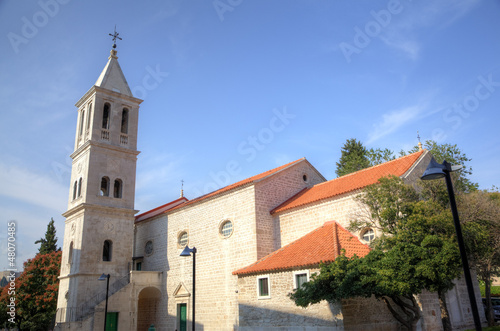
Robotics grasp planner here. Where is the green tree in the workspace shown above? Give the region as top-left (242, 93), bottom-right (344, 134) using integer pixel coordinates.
top-left (335, 138), bottom-right (371, 177)
top-left (460, 190), bottom-right (500, 326)
top-left (405, 140), bottom-right (478, 204)
top-left (367, 147), bottom-right (396, 166)
top-left (9, 251), bottom-right (62, 330)
top-left (291, 176), bottom-right (462, 331)
top-left (35, 218), bottom-right (58, 255)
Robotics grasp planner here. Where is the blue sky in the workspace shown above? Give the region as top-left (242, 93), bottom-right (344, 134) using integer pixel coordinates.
top-left (1, 0), bottom-right (499, 271)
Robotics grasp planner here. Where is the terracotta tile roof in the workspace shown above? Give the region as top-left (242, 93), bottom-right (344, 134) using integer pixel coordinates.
top-left (166, 158), bottom-right (307, 213)
top-left (135, 197), bottom-right (188, 223)
top-left (271, 150), bottom-right (425, 214)
top-left (233, 221), bottom-right (370, 275)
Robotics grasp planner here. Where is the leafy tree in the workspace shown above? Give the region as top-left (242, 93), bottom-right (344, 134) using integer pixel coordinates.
top-left (335, 138), bottom-right (370, 177)
top-left (459, 190), bottom-right (500, 326)
top-left (367, 147), bottom-right (396, 166)
top-left (291, 176), bottom-right (462, 331)
top-left (35, 218), bottom-right (58, 255)
top-left (405, 140), bottom-right (478, 204)
top-left (0, 277), bottom-right (7, 288)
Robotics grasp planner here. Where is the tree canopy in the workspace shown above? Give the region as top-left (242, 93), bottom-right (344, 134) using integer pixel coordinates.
top-left (35, 218), bottom-right (58, 255)
top-left (335, 138), bottom-right (371, 177)
top-left (291, 176), bottom-right (462, 331)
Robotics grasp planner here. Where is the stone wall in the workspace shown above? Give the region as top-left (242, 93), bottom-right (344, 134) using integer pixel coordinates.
top-left (237, 268), bottom-right (344, 330)
top-left (275, 190), bottom-right (367, 248)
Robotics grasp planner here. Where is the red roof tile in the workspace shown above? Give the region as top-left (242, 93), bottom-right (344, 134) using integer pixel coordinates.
top-left (135, 197), bottom-right (188, 223)
top-left (233, 221), bottom-right (370, 275)
top-left (166, 158), bottom-right (307, 213)
top-left (271, 150), bottom-right (425, 214)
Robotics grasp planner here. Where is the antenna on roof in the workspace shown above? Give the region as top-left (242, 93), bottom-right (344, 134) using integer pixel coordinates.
top-left (109, 25), bottom-right (122, 49)
top-left (417, 131), bottom-right (423, 151)
top-left (180, 180), bottom-right (184, 198)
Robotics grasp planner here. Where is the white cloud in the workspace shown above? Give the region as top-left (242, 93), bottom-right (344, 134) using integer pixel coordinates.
top-left (0, 162), bottom-right (68, 212)
top-left (367, 105), bottom-right (422, 144)
top-left (379, 0), bottom-right (479, 60)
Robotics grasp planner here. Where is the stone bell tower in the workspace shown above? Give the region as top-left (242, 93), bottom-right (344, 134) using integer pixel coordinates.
top-left (56, 42), bottom-right (142, 325)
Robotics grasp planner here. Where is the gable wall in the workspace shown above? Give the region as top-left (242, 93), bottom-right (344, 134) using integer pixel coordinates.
top-left (275, 190), bottom-right (367, 248)
top-left (135, 184), bottom-right (259, 330)
top-left (254, 161), bottom-right (325, 256)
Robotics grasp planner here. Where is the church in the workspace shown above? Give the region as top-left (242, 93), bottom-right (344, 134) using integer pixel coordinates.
top-left (54, 45), bottom-right (485, 331)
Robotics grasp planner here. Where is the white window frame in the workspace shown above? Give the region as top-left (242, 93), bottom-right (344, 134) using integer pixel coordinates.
top-left (293, 270), bottom-right (310, 289)
top-left (257, 275), bottom-right (271, 299)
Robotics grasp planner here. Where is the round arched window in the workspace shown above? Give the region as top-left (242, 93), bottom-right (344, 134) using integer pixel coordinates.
top-left (178, 231), bottom-right (188, 247)
top-left (361, 228), bottom-right (375, 242)
top-left (219, 220), bottom-right (233, 238)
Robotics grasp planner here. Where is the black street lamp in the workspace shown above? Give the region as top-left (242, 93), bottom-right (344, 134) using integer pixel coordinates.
top-left (98, 273), bottom-right (110, 331)
top-left (421, 158), bottom-right (482, 331)
top-left (180, 246), bottom-right (197, 331)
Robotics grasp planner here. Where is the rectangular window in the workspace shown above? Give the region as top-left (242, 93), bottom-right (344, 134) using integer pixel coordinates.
top-left (293, 270), bottom-right (310, 289)
top-left (257, 275), bottom-right (270, 299)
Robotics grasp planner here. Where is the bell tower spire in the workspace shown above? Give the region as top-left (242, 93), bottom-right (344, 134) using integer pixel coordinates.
top-left (56, 35), bottom-right (143, 326)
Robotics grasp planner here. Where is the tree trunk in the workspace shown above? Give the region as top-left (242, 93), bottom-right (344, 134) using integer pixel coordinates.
top-left (438, 290), bottom-right (452, 331)
top-left (484, 266), bottom-right (495, 327)
top-left (382, 295), bottom-right (420, 331)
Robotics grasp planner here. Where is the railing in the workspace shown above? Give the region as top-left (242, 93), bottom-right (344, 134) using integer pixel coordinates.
top-left (101, 129), bottom-right (110, 141)
top-left (56, 273), bottom-right (130, 323)
top-left (120, 134), bottom-right (128, 145)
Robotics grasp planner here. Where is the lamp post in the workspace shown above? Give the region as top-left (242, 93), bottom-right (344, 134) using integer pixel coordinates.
top-left (180, 246), bottom-right (197, 331)
top-left (421, 158), bottom-right (482, 331)
top-left (98, 273), bottom-right (110, 331)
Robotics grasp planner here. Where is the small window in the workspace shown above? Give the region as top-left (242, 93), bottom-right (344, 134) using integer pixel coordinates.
top-left (102, 103), bottom-right (110, 129)
top-left (103, 240), bottom-right (112, 261)
top-left (178, 232), bottom-right (188, 247)
top-left (73, 181), bottom-right (78, 200)
top-left (220, 220), bottom-right (233, 238)
top-left (145, 240), bottom-right (153, 255)
top-left (257, 275), bottom-right (270, 299)
top-left (100, 177), bottom-right (110, 196)
top-left (113, 179), bottom-right (122, 198)
top-left (293, 270), bottom-right (310, 289)
top-left (302, 174), bottom-right (308, 182)
top-left (136, 262), bottom-right (142, 271)
top-left (77, 178), bottom-right (82, 197)
top-left (362, 228), bottom-right (375, 242)
top-left (121, 108), bottom-right (129, 134)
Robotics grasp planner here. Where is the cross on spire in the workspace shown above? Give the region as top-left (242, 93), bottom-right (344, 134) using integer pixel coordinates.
top-left (417, 131), bottom-right (423, 151)
top-left (109, 25), bottom-right (122, 49)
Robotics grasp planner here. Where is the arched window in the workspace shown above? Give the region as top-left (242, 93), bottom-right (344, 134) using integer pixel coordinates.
top-left (100, 177), bottom-right (110, 196)
top-left (121, 108), bottom-right (128, 134)
top-left (78, 109), bottom-right (85, 137)
top-left (73, 181), bottom-right (78, 200)
top-left (68, 242), bottom-right (73, 264)
top-left (103, 240), bottom-right (112, 261)
top-left (86, 103), bottom-right (93, 131)
top-left (113, 179), bottom-right (122, 198)
top-left (102, 103), bottom-right (110, 129)
top-left (77, 178), bottom-right (82, 197)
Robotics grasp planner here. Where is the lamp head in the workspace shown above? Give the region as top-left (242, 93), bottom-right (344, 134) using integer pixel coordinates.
top-left (421, 158), bottom-right (463, 181)
top-left (180, 245), bottom-right (196, 257)
top-left (98, 273), bottom-right (109, 281)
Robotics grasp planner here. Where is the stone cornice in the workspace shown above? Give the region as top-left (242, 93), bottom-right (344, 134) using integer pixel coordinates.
top-left (63, 203), bottom-right (138, 218)
top-left (75, 85), bottom-right (142, 108)
top-left (70, 139), bottom-right (140, 160)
